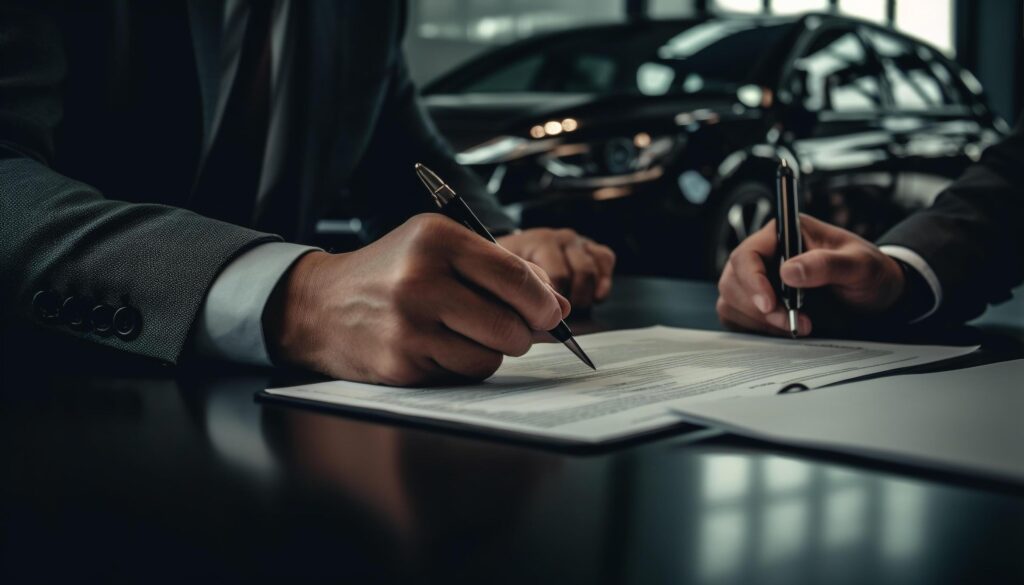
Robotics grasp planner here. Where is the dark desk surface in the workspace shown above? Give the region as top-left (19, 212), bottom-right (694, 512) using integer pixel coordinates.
top-left (2, 277), bottom-right (1023, 584)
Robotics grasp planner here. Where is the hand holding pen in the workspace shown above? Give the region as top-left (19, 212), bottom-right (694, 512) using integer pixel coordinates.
top-left (715, 161), bottom-right (908, 337)
top-left (416, 163), bottom-right (596, 369)
top-left (263, 215), bottom-right (572, 386)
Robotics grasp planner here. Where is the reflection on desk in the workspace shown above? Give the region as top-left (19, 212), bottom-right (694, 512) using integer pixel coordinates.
top-left (2, 277), bottom-right (1022, 583)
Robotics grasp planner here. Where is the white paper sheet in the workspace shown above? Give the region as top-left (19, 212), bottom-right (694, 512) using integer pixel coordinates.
top-left (671, 360), bottom-right (1024, 484)
top-left (264, 326), bottom-right (978, 445)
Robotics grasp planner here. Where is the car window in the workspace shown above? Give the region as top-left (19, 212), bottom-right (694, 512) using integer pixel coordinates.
top-left (558, 53), bottom-right (618, 92)
top-left (448, 21), bottom-right (793, 95)
top-left (861, 28), bottom-right (961, 110)
top-left (460, 54), bottom-right (545, 92)
top-left (793, 27), bottom-right (884, 113)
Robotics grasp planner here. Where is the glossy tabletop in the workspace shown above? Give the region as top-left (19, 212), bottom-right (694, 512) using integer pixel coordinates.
top-left (2, 277), bottom-right (1023, 584)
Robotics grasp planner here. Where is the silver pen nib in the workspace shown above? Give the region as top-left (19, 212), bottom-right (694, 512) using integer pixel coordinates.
top-left (415, 163), bottom-right (455, 206)
top-left (788, 309), bottom-right (799, 338)
top-left (564, 337), bottom-right (596, 370)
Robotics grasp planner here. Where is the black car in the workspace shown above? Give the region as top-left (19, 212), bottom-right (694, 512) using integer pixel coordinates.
top-left (422, 14), bottom-right (1007, 278)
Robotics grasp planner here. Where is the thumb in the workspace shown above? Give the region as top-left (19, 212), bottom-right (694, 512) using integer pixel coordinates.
top-left (781, 249), bottom-right (864, 288)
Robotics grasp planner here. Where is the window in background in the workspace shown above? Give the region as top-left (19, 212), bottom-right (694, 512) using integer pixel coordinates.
top-left (837, 0), bottom-right (886, 24)
top-left (410, 0), bottom-right (957, 85)
top-left (414, 0), bottom-right (622, 43)
top-left (714, 0), bottom-right (763, 14)
top-left (895, 0), bottom-right (953, 55)
top-left (772, 0), bottom-right (829, 15)
top-left (709, 0), bottom-right (954, 57)
top-left (407, 0), bottom-right (623, 83)
top-left (649, 0), bottom-right (698, 18)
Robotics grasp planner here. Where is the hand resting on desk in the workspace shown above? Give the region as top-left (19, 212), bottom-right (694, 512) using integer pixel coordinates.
top-left (496, 228), bottom-right (615, 309)
top-left (263, 214), bottom-right (570, 385)
top-left (716, 214), bottom-right (906, 337)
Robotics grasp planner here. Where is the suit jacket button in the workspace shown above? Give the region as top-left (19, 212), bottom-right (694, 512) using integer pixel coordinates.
top-left (113, 306), bottom-right (141, 340)
top-left (61, 296), bottom-right (91, 330)
top-left (32, 290), bottom-right (61, 321)
top-left (90, 304), bottom-right (116, 335)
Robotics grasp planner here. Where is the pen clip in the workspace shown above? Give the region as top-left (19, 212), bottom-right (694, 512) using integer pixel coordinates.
top-left (777, 383), bottom-right (809, 395)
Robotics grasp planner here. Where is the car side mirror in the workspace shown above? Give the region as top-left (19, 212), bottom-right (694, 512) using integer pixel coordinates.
top-left (789, 67), bottom-right (809, 101)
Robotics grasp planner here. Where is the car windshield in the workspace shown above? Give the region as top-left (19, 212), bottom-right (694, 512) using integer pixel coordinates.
top-left (455, 20), bottom-right (794, 96)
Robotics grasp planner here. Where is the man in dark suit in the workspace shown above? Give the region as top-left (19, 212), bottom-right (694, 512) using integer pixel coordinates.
top-left (716, 118), bottom-right (1024, 335)
top-left (0, 1), bottom-right (616, 384)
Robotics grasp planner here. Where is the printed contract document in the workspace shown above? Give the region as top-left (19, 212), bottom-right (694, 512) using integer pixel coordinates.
top-left (263, 327), bottom-right (977, 445)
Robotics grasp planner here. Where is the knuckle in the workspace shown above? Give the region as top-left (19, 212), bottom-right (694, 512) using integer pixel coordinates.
top-left (390, 265), bottom-right (427, 300)
top-left (501, 254), bottom-right (535, 293)
top-left (404, 213), bottom-right (454, 244)
top-left (382, 319), bottom-right (417, 353)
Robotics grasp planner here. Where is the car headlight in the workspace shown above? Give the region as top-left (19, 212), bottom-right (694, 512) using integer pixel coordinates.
top-left (536, 133), bottom-right (680, 188)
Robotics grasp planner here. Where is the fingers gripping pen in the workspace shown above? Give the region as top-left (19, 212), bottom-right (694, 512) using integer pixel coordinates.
top-left (776, 158), bottom-right (803, 338)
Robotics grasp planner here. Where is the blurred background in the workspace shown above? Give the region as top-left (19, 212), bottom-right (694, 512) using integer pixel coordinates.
top-left (324, 0), bottom-right (1023, 280)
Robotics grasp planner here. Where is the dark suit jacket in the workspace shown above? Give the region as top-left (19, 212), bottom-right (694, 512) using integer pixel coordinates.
top-left (877, 117), bottom-right (1024, 325)
top-left (0, 0), bottom-right (514, 364)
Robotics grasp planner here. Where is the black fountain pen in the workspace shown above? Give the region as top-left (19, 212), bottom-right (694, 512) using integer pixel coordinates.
top-left (775, 158), bottom-right (803, 338)
top-left (415, 163), bottom-right (596, 370)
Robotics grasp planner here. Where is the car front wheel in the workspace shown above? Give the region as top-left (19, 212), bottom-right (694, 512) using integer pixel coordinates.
top-left (708, 182), bottom-right (774, 276)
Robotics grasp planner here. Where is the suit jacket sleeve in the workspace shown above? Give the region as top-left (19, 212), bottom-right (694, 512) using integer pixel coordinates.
top-left (0, 5), bottom-right (279, 364)
top-left (877, 119), bottom-right (1024, 324)
top-left (347, 27), bottom-right (516, 240)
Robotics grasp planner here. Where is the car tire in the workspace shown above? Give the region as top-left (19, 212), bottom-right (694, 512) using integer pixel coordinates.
top-left (707, 181), bottom-right (774, 276)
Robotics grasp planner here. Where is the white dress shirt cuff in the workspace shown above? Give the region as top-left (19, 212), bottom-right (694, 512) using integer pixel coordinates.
top-left (879, 245), bottom-right (943, 323)
top-left (194, 242), bottom-right (319, 365)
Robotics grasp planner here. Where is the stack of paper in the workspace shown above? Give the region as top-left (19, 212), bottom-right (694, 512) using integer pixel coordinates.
top-left (673, 360), bottom-right (1024, 485)
top-left (262, 326), bottom-right (978, 446)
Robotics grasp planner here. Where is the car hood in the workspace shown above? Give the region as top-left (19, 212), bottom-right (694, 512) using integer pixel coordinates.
top-left (422, 92), bottom-right (596, 121)
top-left (424, 90), bottom-right (745, 149)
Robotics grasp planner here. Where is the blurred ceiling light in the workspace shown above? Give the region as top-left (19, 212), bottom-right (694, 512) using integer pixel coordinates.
top-left (543, 120), bottom-right (563, 135)
top-left (529, 125), bottom-right (546, 139)
top-left (561, 118), bottom-right (578, 132)
top-left (633, 132), bottom-right (652, 148)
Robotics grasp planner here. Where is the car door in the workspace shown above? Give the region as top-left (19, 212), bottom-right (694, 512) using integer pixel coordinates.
top-left (859, 27), bottom-right (994, 212)
top-left (781, 21), bottom-right (900, 240)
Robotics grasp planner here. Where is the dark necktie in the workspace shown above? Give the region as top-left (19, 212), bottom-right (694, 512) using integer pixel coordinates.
top-left (191, 0), bottom-right (274, 226)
